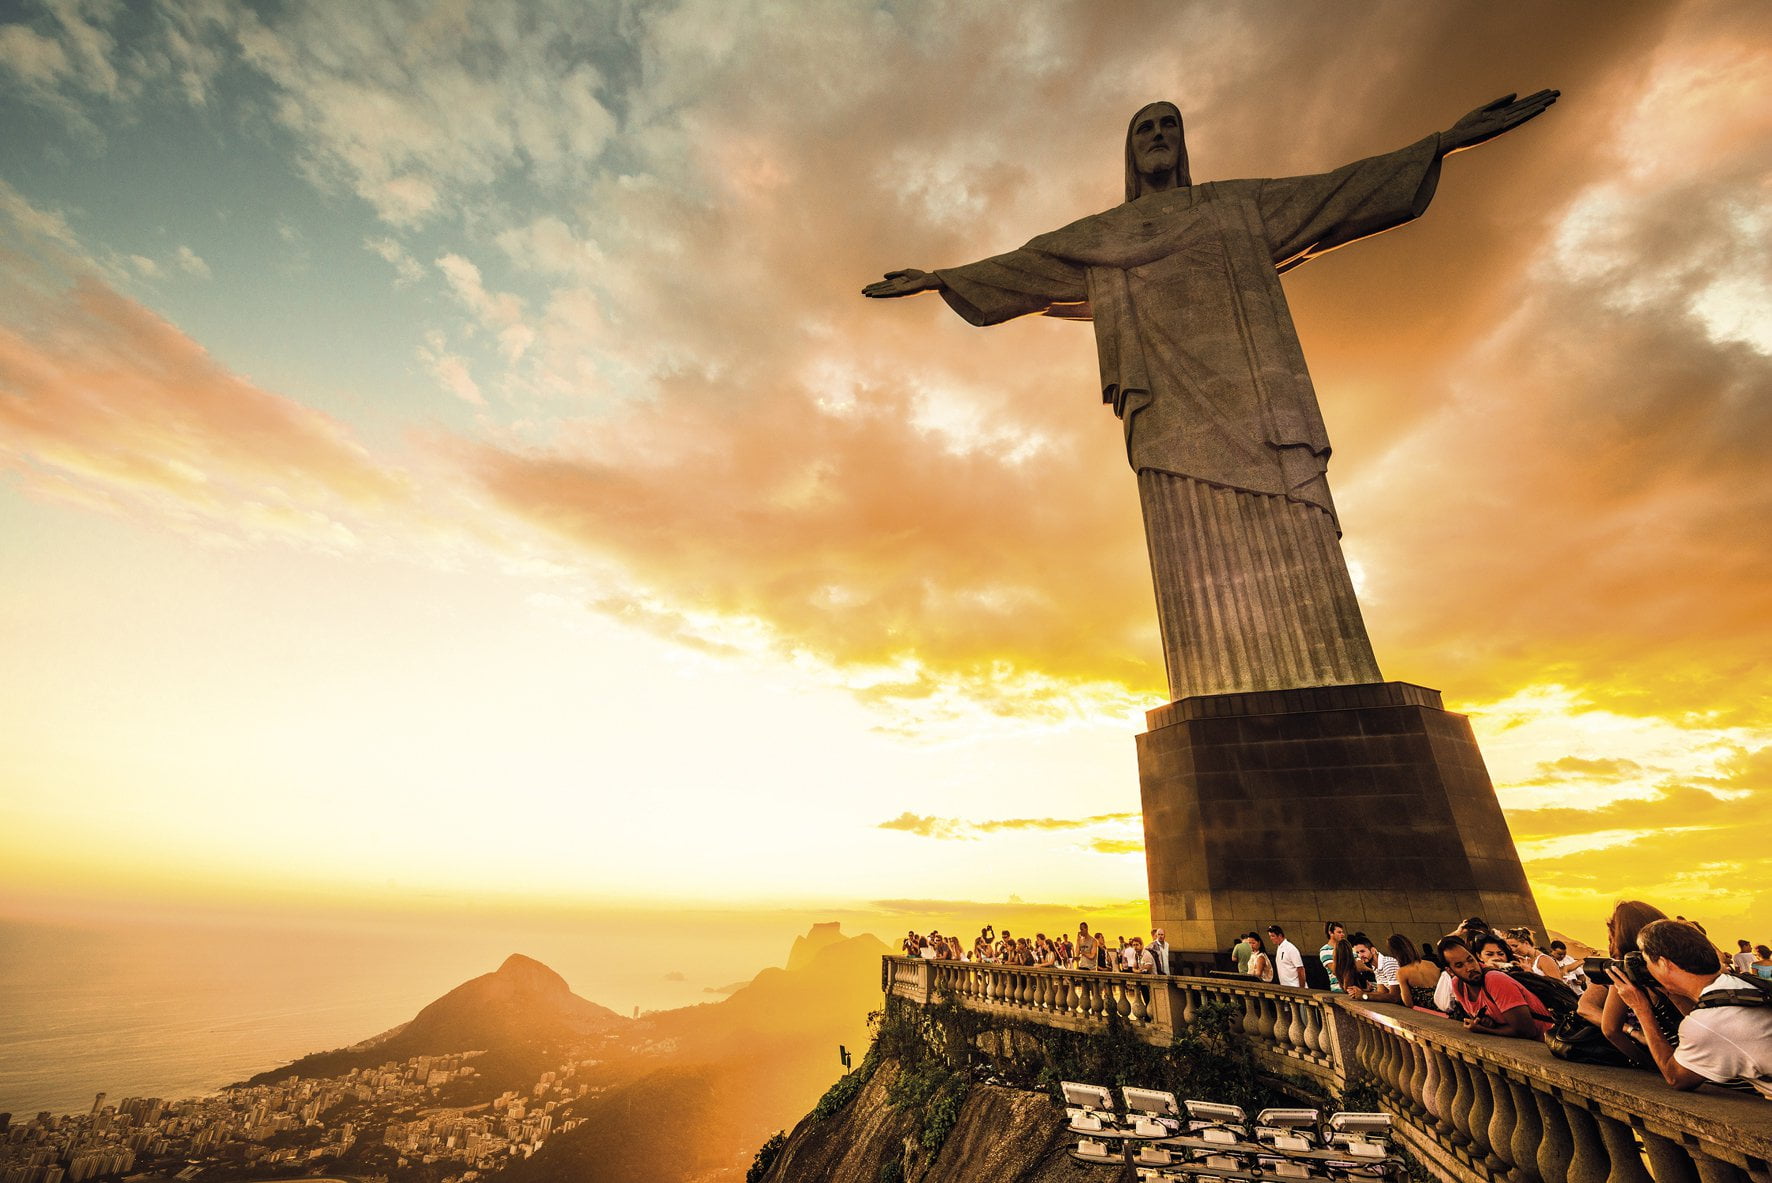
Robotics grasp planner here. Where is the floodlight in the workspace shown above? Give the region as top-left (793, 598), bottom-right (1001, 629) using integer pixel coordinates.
top-left (1063, 1080), bottom-right (1117, 1110)
top-left (1328, 1112), bottom-right (1391, 1135)
top-left (1185, 1100), bottom-right (1247, 1125)
top-left (1256, 1108), bottom-right (1320, 1128)
top-left (1123, 1087), bottom-right (1182, 1117)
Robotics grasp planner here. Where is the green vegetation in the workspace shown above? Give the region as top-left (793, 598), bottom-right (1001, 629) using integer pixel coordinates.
top-left (873, 999), bottom-right (974, 1156)
top-left (745, 1129), bottom-right (786, 1183)
top-left (807, 1012), bottom-right (886, 1123)
top-left (809, 1064), bottom-right (871, 1121)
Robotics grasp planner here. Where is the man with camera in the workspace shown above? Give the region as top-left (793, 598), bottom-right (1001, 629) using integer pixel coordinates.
top-left (1608, 919), bottom-right (1772, 1098)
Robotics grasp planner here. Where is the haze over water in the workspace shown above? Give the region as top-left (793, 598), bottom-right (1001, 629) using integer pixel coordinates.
top-left (0, 906), bottom-right (824, 1116)
top-left (1, 896), bottom-right (1155, 1117)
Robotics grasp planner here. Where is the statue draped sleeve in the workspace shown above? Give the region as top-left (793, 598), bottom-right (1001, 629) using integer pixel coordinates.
top-left (1257, 133), bottom-right (1444, 272)
top-left (933, 251), bottom-right (1087, 326)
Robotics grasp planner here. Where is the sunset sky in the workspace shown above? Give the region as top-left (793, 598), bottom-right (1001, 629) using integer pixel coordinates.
top-left (2, 0), bottom-right (1769, 948)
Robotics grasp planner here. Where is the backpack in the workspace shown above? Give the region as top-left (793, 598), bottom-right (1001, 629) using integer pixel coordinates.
top-left (1302, 953), bottom-right (1331, 991)
top-left (1695, 973), bottom-right (1772, 1010)
top-left (1493, 968), bottom-right (1580, 1018)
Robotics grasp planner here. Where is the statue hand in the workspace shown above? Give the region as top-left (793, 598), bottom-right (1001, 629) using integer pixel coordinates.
top-left (1443, 89), bottom-right (1559, 155)
top-left (862, 269), bottom-right (942, 299)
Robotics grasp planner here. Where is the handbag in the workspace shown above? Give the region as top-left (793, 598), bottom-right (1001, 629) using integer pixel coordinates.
top-left (1545, 1011), bottom-right (1636, 1067)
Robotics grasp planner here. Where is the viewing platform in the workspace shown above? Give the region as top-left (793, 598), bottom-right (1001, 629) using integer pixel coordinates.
top-left (883, 956), bottom-right (1772, 1183)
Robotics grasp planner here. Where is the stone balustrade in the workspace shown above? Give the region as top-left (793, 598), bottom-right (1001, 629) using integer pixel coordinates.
top-left (882, 956), bottom-right (1772, 1183)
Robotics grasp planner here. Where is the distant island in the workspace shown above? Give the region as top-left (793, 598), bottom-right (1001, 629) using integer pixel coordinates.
top-left (0, 924), bottom-right (883, 1183)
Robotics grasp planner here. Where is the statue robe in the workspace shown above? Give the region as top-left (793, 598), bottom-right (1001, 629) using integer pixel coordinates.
top-left (933, 134), bottom-right (1443, 701)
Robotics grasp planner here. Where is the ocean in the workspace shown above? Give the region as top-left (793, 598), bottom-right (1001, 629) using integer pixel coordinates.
top-left (0, 905), bottom-right (826, 1117)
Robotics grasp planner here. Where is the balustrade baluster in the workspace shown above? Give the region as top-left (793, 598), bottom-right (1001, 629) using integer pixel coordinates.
top-left (1407, 1040), bottom-right (1433, 1119)
top-left (1130, 982), bottom-right (1150, 1023)
top-left (1532, 1086), bottom-right (1575, 1183)
top-left (1485, 1064), bottom-right (1518, 1183)
top-left (1240, 992), bottom-right (1260, 1036)
top-left (1594, 1112), bottom-right (1653, 1183)
top-left (1361, 1026), bottom-right (1389, 1093)
top-left (1276, 998), bottom-right (1298, 1053)
top-left (1447, 1056), bottom-right (1476, 1149)
top-left (1251, 995), bottom-right (1273, 1042)
top-left (1507, 1078), bottom-right (1544, 1183)
top-left (1641, 1129), bottom-right (1702, 1183)
top-left (1180, 983), bottom-right (1198, 1026)
top-left (1388, 1032), bottom-right (1413, 1102)
top-left (1116, 980), bottom-right (1133, 1020)
top-left (1692, 1152), bottom-right (1751, 1183)
top-left (1373, 1028), bottom-right (1401, 1098)
top-left (1465, 1054), bottom-right (1497, 1171)
top-left (1300, 1000), bottom-right (1323, 1056)
top-left (1421, 1044), bottom-right (1449, 1135)
top-left (1561, 1102), bottom-right (1612, 1183)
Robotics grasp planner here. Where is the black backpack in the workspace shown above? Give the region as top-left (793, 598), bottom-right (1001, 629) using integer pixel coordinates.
top-left (1695, 973), bottom-right (1772, 1010)
top-left (1494, 968), bottom-right (1581, 1018)
top-left (1302, 952), bottom-right (1332, 991)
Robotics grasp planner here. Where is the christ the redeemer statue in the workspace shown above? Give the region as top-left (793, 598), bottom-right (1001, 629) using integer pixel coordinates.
top-left (865, 91), bottom-right (1556, 702)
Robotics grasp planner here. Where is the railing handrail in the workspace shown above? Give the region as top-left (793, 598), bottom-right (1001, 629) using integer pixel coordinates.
top-left (884, 953), bottom-right (1301, 986)
top-left (1335, 996), bottom-right (1772, 1153)
top-left (880, 953), bottom-right (1772, 1169)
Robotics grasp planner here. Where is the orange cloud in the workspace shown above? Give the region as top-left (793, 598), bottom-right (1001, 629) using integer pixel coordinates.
top-left (877, 811), bottom-right (1139, 840)
top-left (0, 264), bottom-right (406, 545)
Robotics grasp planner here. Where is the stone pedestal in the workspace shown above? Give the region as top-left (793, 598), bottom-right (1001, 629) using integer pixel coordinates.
top-left (1138, 681), bottom-right (1543, 959)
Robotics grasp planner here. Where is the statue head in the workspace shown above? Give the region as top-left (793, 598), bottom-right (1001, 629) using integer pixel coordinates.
top-left (1125, 101), bottom-right (1190, 200)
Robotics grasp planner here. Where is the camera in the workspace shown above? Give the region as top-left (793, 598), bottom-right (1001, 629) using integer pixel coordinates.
top-left (1583, 951), bottom-right (1655, 987)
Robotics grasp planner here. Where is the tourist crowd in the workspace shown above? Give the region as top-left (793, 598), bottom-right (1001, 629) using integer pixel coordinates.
top-left (1242, 911), bottom-right (1772, 1101)
top-left (898, 907), bottom-right (1772, 1101)
top-left (899, 923), bottom-right (1175, 975)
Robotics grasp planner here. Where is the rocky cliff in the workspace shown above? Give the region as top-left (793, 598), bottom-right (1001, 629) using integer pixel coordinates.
top-left (753, 994), bottom-right (1291, 1183)
top-left (759, 1057), bottom-right (1130, 1183)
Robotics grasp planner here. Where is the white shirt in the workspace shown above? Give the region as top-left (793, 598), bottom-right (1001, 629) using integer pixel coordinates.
top-left (1433, 969), bottom-right (1456, 1013)
top-left (1273, 939), bottom-right (1305, 987)
top-left (1734, 950), bottom-right (1757, 975)
top-left (1373, 953), bottom-right (1400, 985)
top-left (1673, 975), bottom-right (1772, 1100)
top-left (1248, 951), bottom-right (1274, 982)
top-left (1149, 941), bottom-right (1170, 975)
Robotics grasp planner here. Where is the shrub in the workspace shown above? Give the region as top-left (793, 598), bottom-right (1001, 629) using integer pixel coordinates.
top-left (746, 1129), bottom-right (787, 1183)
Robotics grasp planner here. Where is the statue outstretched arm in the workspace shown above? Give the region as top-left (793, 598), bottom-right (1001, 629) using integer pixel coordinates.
top-left (1439, 90), bottom-right (1559, 156)
top-left (862, 269), bottom-right (945, 298)
top-left (1258, 88), bottom-right (1557, 273)
top-left (866, 250), bottom-right (1087, 325)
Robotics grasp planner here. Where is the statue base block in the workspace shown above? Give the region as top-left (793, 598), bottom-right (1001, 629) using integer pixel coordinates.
top-left (1138, 682), bottom-right (1544, 961)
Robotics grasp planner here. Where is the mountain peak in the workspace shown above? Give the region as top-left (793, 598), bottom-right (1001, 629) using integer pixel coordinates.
top-left (493, 953), bottom-right (571, 994)
top-left (786, 922), bottom-right (848, 972)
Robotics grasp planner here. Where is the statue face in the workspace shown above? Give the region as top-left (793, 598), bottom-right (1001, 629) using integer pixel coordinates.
top-left (1130, 104), bottom-right (1182, 177)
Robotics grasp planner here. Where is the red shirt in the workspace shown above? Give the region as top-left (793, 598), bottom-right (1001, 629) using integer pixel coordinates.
top-left (1453, 970), bottom-right (1554, 1036)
